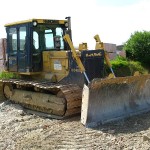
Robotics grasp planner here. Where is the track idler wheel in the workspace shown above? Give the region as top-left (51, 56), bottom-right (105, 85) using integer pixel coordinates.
top-left (3, 83), bottom-right (14, 99)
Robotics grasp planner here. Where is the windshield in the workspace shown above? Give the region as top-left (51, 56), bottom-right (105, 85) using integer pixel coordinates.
top-left (33, 24), bottom-right (65, 51)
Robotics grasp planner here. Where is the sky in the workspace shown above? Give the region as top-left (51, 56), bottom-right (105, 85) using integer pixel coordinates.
top-left (0, 0), bottom-right (150, 48)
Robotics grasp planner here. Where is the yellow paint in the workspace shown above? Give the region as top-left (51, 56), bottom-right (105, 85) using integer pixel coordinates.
top-left (107, 73), bottom-right (115, 79)
top-left (19, 72), bottom-right (41, 75)
top-left (134, 71), bottom-right (140, 76)
top-left (94, 34), bottom-right (104, 50)
top-left (93, 34), bottom-right (112, 68)
top-left (79, 43), bottom-right (88, 51)
top-left (5, 19), bottom-right (34, 26)
top-left (63, 34), bottom-right (85, 73)
top-left (43, 51), bottom-right (69, 82)
top-left (59, 20), bottom-right (66, 24)
top-left (5, 19), bottom-right (67, 27)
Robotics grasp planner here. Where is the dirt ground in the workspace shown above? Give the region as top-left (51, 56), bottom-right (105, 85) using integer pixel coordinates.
top-left (0, 100), bottom-right (150, 150)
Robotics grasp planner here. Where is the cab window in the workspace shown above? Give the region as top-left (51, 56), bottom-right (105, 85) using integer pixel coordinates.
top-left (33, 24), bottom-right (65, 51)
top-left (19, 27), bottom-right (26, 51)
top-left (9, 28), bottom-right (17, 52)
top-left (45, 29), bottom-right (54, 49)
top-left (33, 31), bottom-right (39, 49)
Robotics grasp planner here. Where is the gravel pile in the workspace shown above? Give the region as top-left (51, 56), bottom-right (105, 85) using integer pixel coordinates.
top-left (0, 100), bottom-right (150, 150)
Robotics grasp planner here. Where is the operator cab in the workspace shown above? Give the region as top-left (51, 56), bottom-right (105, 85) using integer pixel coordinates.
top-left (5, 17), bottom-right (71, 73)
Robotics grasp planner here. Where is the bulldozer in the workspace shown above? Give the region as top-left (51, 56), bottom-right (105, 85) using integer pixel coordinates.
top-left (0, 17), bottom-right (150, 127)
top-left (0, 17), bottom-right (105, 118)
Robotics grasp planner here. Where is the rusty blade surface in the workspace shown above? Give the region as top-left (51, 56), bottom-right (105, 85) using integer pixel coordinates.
top-left (81, 74), bottom-right (150, 127)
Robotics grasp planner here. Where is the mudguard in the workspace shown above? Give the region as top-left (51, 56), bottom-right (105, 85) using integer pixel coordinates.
top-left (81, 74), bottom-right (150, 127)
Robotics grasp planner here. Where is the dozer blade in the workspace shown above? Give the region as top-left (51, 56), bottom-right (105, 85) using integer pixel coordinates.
top-left (81, 74), bottom-right (150, 127)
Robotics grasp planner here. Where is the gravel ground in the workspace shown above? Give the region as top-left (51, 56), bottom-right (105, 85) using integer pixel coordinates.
top-left (0, 100), bottom-right (150, 150)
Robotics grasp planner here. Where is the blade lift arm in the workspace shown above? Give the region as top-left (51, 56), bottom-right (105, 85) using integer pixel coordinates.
top-left (63, 34), bottom-right (90, 84)
top-left (94, 34), bottom-right (116, 78)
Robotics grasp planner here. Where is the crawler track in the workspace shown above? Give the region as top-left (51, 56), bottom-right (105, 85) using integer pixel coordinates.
top-left (0, 79), bottom-right (82, 118)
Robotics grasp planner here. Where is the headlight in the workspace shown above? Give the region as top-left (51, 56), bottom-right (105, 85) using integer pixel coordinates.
top-left (33, 21), bottom-right (37, 26)
top-left (65, 22), bottom-right (68, 27)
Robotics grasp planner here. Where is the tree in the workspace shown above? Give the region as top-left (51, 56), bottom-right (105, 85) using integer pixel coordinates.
top-left (124, 31), bottom-right (150, 64)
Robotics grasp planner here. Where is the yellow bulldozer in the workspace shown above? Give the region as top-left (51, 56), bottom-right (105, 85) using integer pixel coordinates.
top-left (0, 17), bottom-right (150, 127)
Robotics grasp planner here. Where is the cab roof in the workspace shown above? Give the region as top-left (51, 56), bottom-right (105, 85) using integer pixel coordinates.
top-left (5, 19), bottom-right (67, 27)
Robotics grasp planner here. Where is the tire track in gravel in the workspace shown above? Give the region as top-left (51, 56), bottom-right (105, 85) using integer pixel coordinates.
top-left (1, 101), bottom-right (150, 150)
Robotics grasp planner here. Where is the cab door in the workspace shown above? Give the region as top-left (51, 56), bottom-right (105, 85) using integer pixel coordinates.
top-left (31, 30), bottom-right (42, 72)
top-left (7, 27), bottom-right (18, 72)
top-left (7, 25), bottom-right (28, 72)
top-left (18, 26), bottom-right (27, 72)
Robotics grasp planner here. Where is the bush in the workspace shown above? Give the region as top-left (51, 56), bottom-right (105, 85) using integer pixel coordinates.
top-left (124, 31), bottom-right (150, 64)
top-left (0, 72), bottom-right (19, 79)
top-left (104, 56), bottom-right (148, 77)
